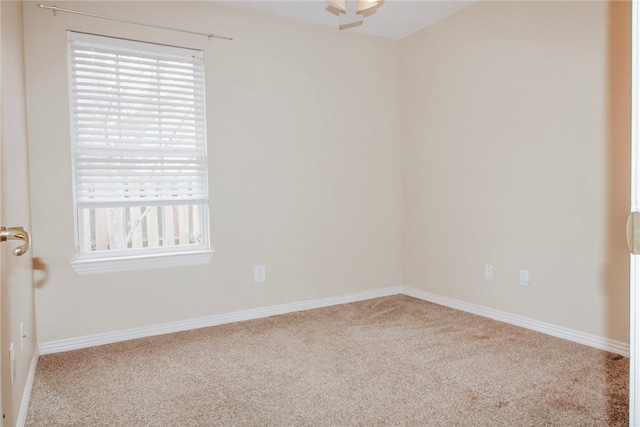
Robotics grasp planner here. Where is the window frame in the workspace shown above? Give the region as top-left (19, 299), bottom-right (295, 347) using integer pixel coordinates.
top-left (66, 31), bottom-right (213, 274)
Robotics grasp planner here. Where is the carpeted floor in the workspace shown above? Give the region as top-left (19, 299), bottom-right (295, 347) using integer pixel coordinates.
top-left (26, 295), bottom-right (628, 426)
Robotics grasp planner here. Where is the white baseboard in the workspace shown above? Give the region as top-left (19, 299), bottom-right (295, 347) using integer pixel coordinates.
top-left (16, 345), bottom-right (39, 427)
top-left (38, 285), bottom-right (629, 358)
top-left (38, 286), bottom-right (403, 355)
top-left (402, 286), bottom-right (630, 357)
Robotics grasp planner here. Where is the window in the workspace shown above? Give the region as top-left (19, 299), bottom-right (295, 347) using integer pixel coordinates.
top-left (67, 32), bottom-right (212, 274)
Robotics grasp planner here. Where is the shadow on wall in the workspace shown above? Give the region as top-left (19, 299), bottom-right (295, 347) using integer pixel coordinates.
top-left (604, 0), bottom-right (632, 420)
top-left (32, 257), bottom-right (49, 289)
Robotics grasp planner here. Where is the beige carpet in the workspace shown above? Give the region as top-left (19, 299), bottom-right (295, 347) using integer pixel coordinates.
top-left (26, 295), bottom-right (628, 426)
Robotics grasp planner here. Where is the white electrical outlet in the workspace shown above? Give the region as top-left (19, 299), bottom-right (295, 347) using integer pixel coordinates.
top-left (520, 269), bottom-right (530, 287)
top-left (20, 323), bottom-right (24, 350)
top-left (484, 264), bottom-right (493, 280)
top-left (9, 343), bottom-right (15, 385)
top-left (254, 265), bottom-right (266, 283)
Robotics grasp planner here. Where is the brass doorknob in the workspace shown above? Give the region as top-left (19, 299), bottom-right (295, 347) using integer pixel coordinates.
top-left (0, 226), bottom-right (30, 256)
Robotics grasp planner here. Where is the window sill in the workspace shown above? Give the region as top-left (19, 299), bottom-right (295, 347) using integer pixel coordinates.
top-left (71, 250), bottom-right (214, 275)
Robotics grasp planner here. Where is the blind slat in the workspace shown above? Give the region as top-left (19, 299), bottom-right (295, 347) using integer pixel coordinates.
top-left (71, 81), bottom-right (203, 98)
top-left (72, 91), bottom-right (204, 104)
top-left (70, 42), bottom-right (203, 63)
top-left (71, 54), bottom-right (201, 70)
top-left (75, 129), bottom-right (204, 138)
top-left (75, 147), bottom-right (205, 156)
top-left (77, 199), bottom-right (207, 209)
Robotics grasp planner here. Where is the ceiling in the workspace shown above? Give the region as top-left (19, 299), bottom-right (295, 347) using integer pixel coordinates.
top-left (215, 0), bottom-right (475, 40)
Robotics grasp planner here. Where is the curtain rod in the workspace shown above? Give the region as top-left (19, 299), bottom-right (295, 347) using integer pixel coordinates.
top-left (37, 4), bottom-right (233, 41)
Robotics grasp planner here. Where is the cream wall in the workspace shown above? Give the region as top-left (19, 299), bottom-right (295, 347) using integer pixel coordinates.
top-left (22, 1), bottom-right (402, 343)
top-left (401, 1), bottom-right (631, 342)
top-left (1, 1), bottom-right (38, 424)
top-left (22, 0), bottom-right (630, 347)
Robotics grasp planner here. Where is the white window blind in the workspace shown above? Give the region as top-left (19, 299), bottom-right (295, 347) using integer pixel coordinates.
top-left (68, 32), bottom-right (207, 208)
top-left (67, 32), bottom-right (210, 259)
